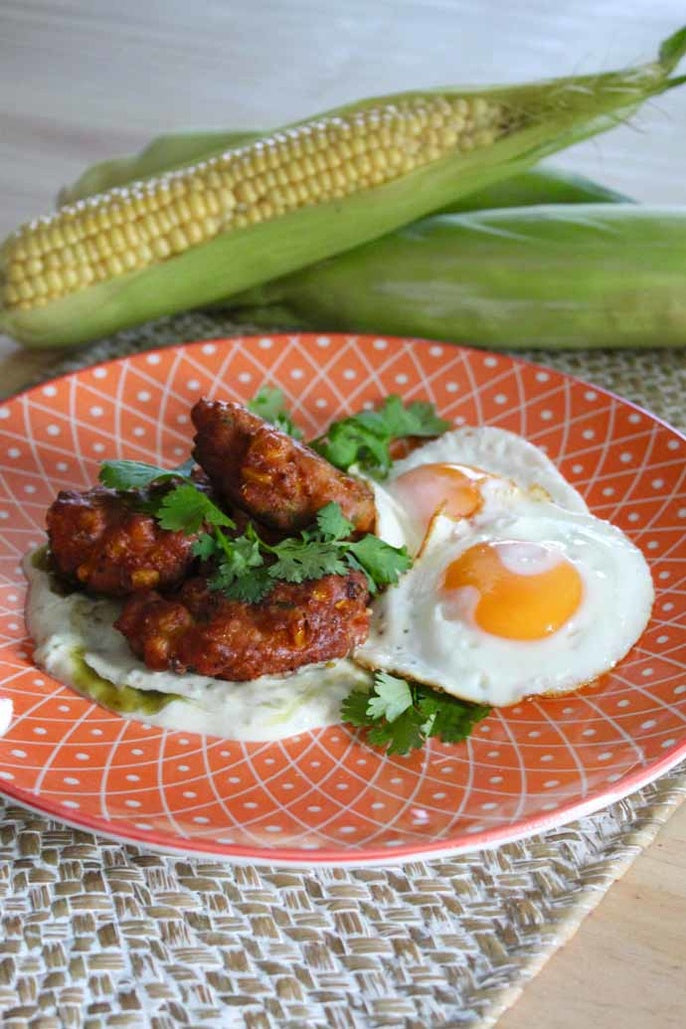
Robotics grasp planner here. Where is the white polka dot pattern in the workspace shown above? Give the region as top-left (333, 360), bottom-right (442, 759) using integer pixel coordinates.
top-left (0, 334), bottom-right (683, 865)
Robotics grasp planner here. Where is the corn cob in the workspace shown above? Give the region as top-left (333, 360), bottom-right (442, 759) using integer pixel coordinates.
top-left (59, 125), bottom-right (631, 212)
top-left (62, 140), bottom-right (633, 213)
top-left (229, 204), bottom-right (686, 350)
top-left (2, 26), bottom-right (684, 349)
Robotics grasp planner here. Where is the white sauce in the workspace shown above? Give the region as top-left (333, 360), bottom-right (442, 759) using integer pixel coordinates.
top-left (23, 551), bottom-right (371, 742)
top-left (0, 697), bottom-right (12, 737)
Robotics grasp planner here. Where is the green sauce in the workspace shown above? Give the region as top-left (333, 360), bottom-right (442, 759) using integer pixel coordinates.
top-left (31, 545), bottom-right (51, 571)
top-left (31, 545), bottom-right (77, 597)
top-left (70, 646), bottom-right (181, 714)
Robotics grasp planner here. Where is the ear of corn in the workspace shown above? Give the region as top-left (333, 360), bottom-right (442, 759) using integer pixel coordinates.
top-left (228, 204), bottom-right (686, 350)
top-left (2, 26), bottom-right (684, 349)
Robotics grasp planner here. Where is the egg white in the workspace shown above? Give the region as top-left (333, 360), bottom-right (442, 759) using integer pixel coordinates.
top-left (389, 426), bottom-right (589, 512)
top-left (370, 426), bottom-right (590, 558)
top-left (357, 495), bottom-right (654, 707)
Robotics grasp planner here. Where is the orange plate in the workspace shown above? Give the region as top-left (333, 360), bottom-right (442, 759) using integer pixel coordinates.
top-left (0, 334), bottom-right (684, 866)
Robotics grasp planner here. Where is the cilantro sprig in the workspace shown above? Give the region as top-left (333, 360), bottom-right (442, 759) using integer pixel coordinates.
top-left (247, 386), bottom-right (303, 439)
top-left (99, 460), bottom-right (235, 532)
top-left (98, 460), bottom-right (410, 604)
top-left (312, 395), bottom-right (450, 476)
top-left (341, 671), bottom-right (491, 756)
top-left (196, 501), bottom-right (411, 603)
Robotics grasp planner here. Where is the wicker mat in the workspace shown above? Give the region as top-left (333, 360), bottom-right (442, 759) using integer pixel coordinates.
top-left (1, 313), bottom-right (684, 1029)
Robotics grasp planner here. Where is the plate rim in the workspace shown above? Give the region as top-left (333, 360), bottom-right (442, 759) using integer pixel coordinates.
top-left (1, 741), bottom-right (685, 866)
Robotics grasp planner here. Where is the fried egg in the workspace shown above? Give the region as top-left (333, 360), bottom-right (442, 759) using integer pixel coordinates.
top-left (371, 426), bottom-right (589, 556)
top-left (358, 481), bottom-right (654, 707)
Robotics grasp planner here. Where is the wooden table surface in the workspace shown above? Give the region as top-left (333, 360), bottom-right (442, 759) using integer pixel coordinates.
top-left (1, 3), bottom-right (685, 1026)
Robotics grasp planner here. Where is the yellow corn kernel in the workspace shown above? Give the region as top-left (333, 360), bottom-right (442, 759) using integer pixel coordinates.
top-left (8, 262), bottom-right (28, 281)
top-left (151, 237), bottom-right (172, 260)
top-left (63, 268), bottom-right (80, 290)
top-left (121, 251), bottom-right (139, 272)
top-left (292, 622), bottom-right (308, 648)
top-left (131, 568), bottom-right (160, 589)
top-left (168, 226), bottom-right (188, 253)
top-left (242, 467), bottom-right (273, 485)
top-left (106, 255), bottom-right (125, 277)
top-left (186, 222), bottom-right (205, 246)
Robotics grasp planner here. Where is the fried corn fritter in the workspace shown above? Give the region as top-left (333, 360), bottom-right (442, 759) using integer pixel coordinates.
top-left (191, 399), bottom-right (376, 533)
top-left (46, 485), bottom-right (201, 596)
top-left (115, 571), bottom-right (371, 680)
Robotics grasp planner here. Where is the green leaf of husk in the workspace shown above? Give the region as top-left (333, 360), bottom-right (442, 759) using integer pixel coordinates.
top-left (230, 203), bottom-right (686, 351)
top-left (659, 25), bottom-right (686, 72)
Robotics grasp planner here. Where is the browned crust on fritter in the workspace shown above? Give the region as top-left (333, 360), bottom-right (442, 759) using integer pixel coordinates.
top-left (46, 485), bottom-right (199, 596)
top-left (191, 399), bottom-right (376, 533)
top-left (115, 571), bottom-right (371, 681)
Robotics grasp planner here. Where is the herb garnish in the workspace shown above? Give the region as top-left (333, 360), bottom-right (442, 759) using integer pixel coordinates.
top-left (247, 386), bottom-right (303, 439)
top-left (341, 671), bottom-right (491, 755)
top-left (312, 394), bottom-right (450, 476)
top-left (98, 461), bottom-right (410, 603)
top-left (196, 501), bottom-right (411, 603)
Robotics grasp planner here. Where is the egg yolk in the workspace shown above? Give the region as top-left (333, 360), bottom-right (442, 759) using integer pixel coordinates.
top-left (390, 463), bottom-right (486, 527)
top-left (442, 540), bottom-right (583, 640)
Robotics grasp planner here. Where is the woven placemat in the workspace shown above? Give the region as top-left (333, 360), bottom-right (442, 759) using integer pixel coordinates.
top-left (1, 313), bottom-right (684, 1029)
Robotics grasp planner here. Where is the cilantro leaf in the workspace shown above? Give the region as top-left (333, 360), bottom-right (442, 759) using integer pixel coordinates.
top-left (99, 460), bottom-right (236, 536)
top-left (319, 421), bottom-right (390, 474)
top-left (340, 687), bottom-right (373, 727)
top-left (98, 457), bottom-right (409, 604)
top-left (212, 564), bottom-right (272, 603)
top-left (267, 539), bottom-right (348, 583)
top-left (206, 528), bottom-right (272, 602)
top-left (367, 706), bottom-right (426, 756)
top-left (203, 524), bottom-right (263, 579)
top-left (99, 459), bottom-right (183, 491)
top-left (368, 395), bottom-right (448, 439)
top-left (218, 528), bottom-right (264, 576)
top-left (314, 502), bottom-right (355, 542)
top-left (313, 395), bottom-right (450, 475)
top-left (247, 386), bottom-right (303, 439)
top-left (366, 670), bottom-right (413, 722)
top-left (261, 503), bottom-right (409, 592)
top-left (193, 532), bottom-right (217, 561)
top-left (341, 671), bottom-right (491, 756)
top-left (346, 535), bottom-right (411, 593)
top-left (156, 484), bottom-right (234, 533)
top-left (172, 457), bottom-right (197, 478)
top-left (341, 675), bottom-right (424, 755)
top-left (417, 691), bottom-right (491, 742)
top-left (196, 499), bottom-right (410, 602)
